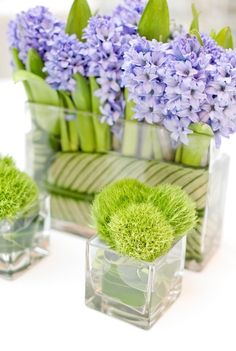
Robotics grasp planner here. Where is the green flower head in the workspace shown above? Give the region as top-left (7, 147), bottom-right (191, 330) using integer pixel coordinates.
top-left (109, 203), bottom-right (174, 262)
top-left (92, 179), bottom-right (150, 245)
top-left (0, 156), bottom-right (39, 221)
top-left (149, 184), bottom-right (197, 237)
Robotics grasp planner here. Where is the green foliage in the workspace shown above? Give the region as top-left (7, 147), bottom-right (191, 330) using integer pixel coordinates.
top-left (138, 0), bottom-right (170, 42)
top-left (0, 156), bottom-right (39, 221)
top-left (215, 26), bottom-right (234, 49)
top-left (72, 73), bottom-right (91, 111)
top-left (13, 70), bottom-right (60, 106)
top-left (149, 184), bottom-right (197, 237)
top-left (109, 203), bottom-right (174, 262)
top-left (190, 29), bottom-right (203, 46)
top-left (124, 88), bottom-right (135, 121)
top-left (11, 48), bottom-right (33, 100)
top-left (92, 179), bottom-right (151, 245)
top-left (26, 48), bottom-right (46, 79)
top-left (66, 0), bottom-right (92, 41)
top-left (189, 4), bottom-right (200, 32)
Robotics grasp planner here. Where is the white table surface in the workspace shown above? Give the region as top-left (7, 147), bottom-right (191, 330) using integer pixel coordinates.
top-left (0, 79), bottom-right (236, 351)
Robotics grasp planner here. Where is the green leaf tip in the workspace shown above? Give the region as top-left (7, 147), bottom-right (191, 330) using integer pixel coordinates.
top-left (26, 48), bottom-right (45, 79)
top-left (72, 73), bottom-right (91, 111)
top-left (138, 0), bottom-right (170, 42)
top-left (215, 26), bottom-right (234, 49)
top-left (190, 3), bottom-right (200, 32)
top-left (190, 29), bottom-right (203, 46)
top-left (66, 0), bottom-right (92, 41)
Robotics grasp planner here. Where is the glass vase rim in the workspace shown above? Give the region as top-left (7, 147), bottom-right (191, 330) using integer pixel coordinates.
top-left (88, 234), bottom-right (186, 267)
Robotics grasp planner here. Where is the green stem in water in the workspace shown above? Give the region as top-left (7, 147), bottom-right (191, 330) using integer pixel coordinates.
top-left (60, 92), bottom-right (79, 151)
top-left (175, 123), bottom-right (214, 168)
top-left (90, 77), bottom-right (111, 153)
top-left (122, 89), bottom-right (154, 160)
top-left (58, 93), bottom-right (71, 152)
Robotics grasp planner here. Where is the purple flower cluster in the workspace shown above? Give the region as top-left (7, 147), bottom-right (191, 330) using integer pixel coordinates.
top-left (113, 0), bottom-right (147, 31)
top-left (122, 33), bottom-right (236, 145)
top-left (43, 33), bottom-right (88, 91)
top-left (82, 15), bottom-right (135, 124)
top-left (8, 6), bottom-right (64, 64)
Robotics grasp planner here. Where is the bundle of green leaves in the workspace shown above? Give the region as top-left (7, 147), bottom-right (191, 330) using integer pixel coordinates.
top-left (0, 156), bottom-right (39, 221)
top-left (92, 179), bottom-right (196, 262)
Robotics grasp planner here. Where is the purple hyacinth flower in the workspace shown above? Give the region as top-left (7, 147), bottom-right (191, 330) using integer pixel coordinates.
top-left (8, 6), bottom-right (64, 63)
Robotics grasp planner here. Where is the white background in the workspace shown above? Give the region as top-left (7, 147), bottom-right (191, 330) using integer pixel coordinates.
top-left (0, 0), bottom-right (236, 349)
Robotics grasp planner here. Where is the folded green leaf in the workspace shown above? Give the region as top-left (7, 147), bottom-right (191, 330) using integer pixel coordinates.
top-left (210, 29), bottom-right (216, 40)
top-left (66, 0), bottom-right (92, 41)
top-left (26, 48), bottom-right (46, 79)
top-left (190, 123), bottom-right (214, 137)
top-left (13, 70), bottom-right (60, 106)
top-left (59, 92), bottom-right (79, 151)
top-left (124, 88), bottom-right (135, 121)
top-left (138, 0), bottom-right (170, 42)
top-left (215, 26), bottom-right (234, 49)
top-left (11, 49), bottom-right (33, 101)
top-left (72, 73), bottom-right (91, 111)
top-left (72, 74), bottom-right (95, 152)
top-left (189, 4), bottom-right (200, 32)
top-left (190, 29), bottom-right (203, 46)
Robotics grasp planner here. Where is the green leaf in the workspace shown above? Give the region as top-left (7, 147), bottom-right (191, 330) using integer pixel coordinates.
top-left (215, 26), bottom-right (234, 49)
top-left (59, 92), bottom-right (79, 151)
top-left (124, 88), bottom-right (135, 121)
top-left (189, 4), bottom-right (200, 32)
top-left (90, 77), bottom-right (111, 152)
top-left (210, 29), bottom-right (216, 40)
top-left (11, 48), bottom-right (25, 70)
top-left (90, 77), bottom-right (100, 115)
top-left (190, 29), bottom-right (203, 46)
top-left (72, 73), bottom-right (91, 111)
top-left (66, 0), bottom-right (92, 41)
top-left (189, 123), bottom-right (214, 137)
top-left (26, 48), bottom-right (46, 79)
top-left (138, 0), bottom-right (170, 42)
top-left (11, 49), bottom-right (33, 100)
top-left (13, 70), bottom-right (60, 106)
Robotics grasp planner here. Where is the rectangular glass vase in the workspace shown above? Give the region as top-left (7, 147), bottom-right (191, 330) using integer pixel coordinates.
top-left (25, 102), bottom-right (230, 271)
top-left (85, 236), bottom-right (186, 329)
top-left (0, 196), bottom-right (50, 279)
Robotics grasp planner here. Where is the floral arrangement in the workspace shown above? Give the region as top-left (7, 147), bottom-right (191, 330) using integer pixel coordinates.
top-left (92, 179), bottom-right (196, 261)
top-left (8, 0), bottom-right (236, 148)
top-left (8, 0), bottom-right (234, 270)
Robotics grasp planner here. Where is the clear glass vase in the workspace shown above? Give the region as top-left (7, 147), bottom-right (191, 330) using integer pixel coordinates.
top-left (0, 195), bottom-right (50, 279)
top-left (85, 235), bottom-right (186, 329)
top-left (25, 102), bottom-right (230, 271)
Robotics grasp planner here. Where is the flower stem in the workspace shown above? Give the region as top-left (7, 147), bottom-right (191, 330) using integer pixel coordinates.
top-left (175, 124), bottom-right (213, 168)
top-left (90, 77), bottom-right (111, 153)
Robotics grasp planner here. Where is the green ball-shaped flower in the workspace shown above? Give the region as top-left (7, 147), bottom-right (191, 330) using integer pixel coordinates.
top-left (0, 156), bottom-right (39, 221)
top-left (109, 203), bottom-right (174, 262)
top-left (149, 184), bottom-right (197, 237)
top-left (92, 179), bottom-right (151, 245)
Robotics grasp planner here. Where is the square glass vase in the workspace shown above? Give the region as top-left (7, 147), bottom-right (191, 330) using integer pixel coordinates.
top-left (85, 236), bottom-right (186, 329)
top-left (25, 102), bottom-right (230, 271)
top-left (0, 196), bottom-right (50, 279)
